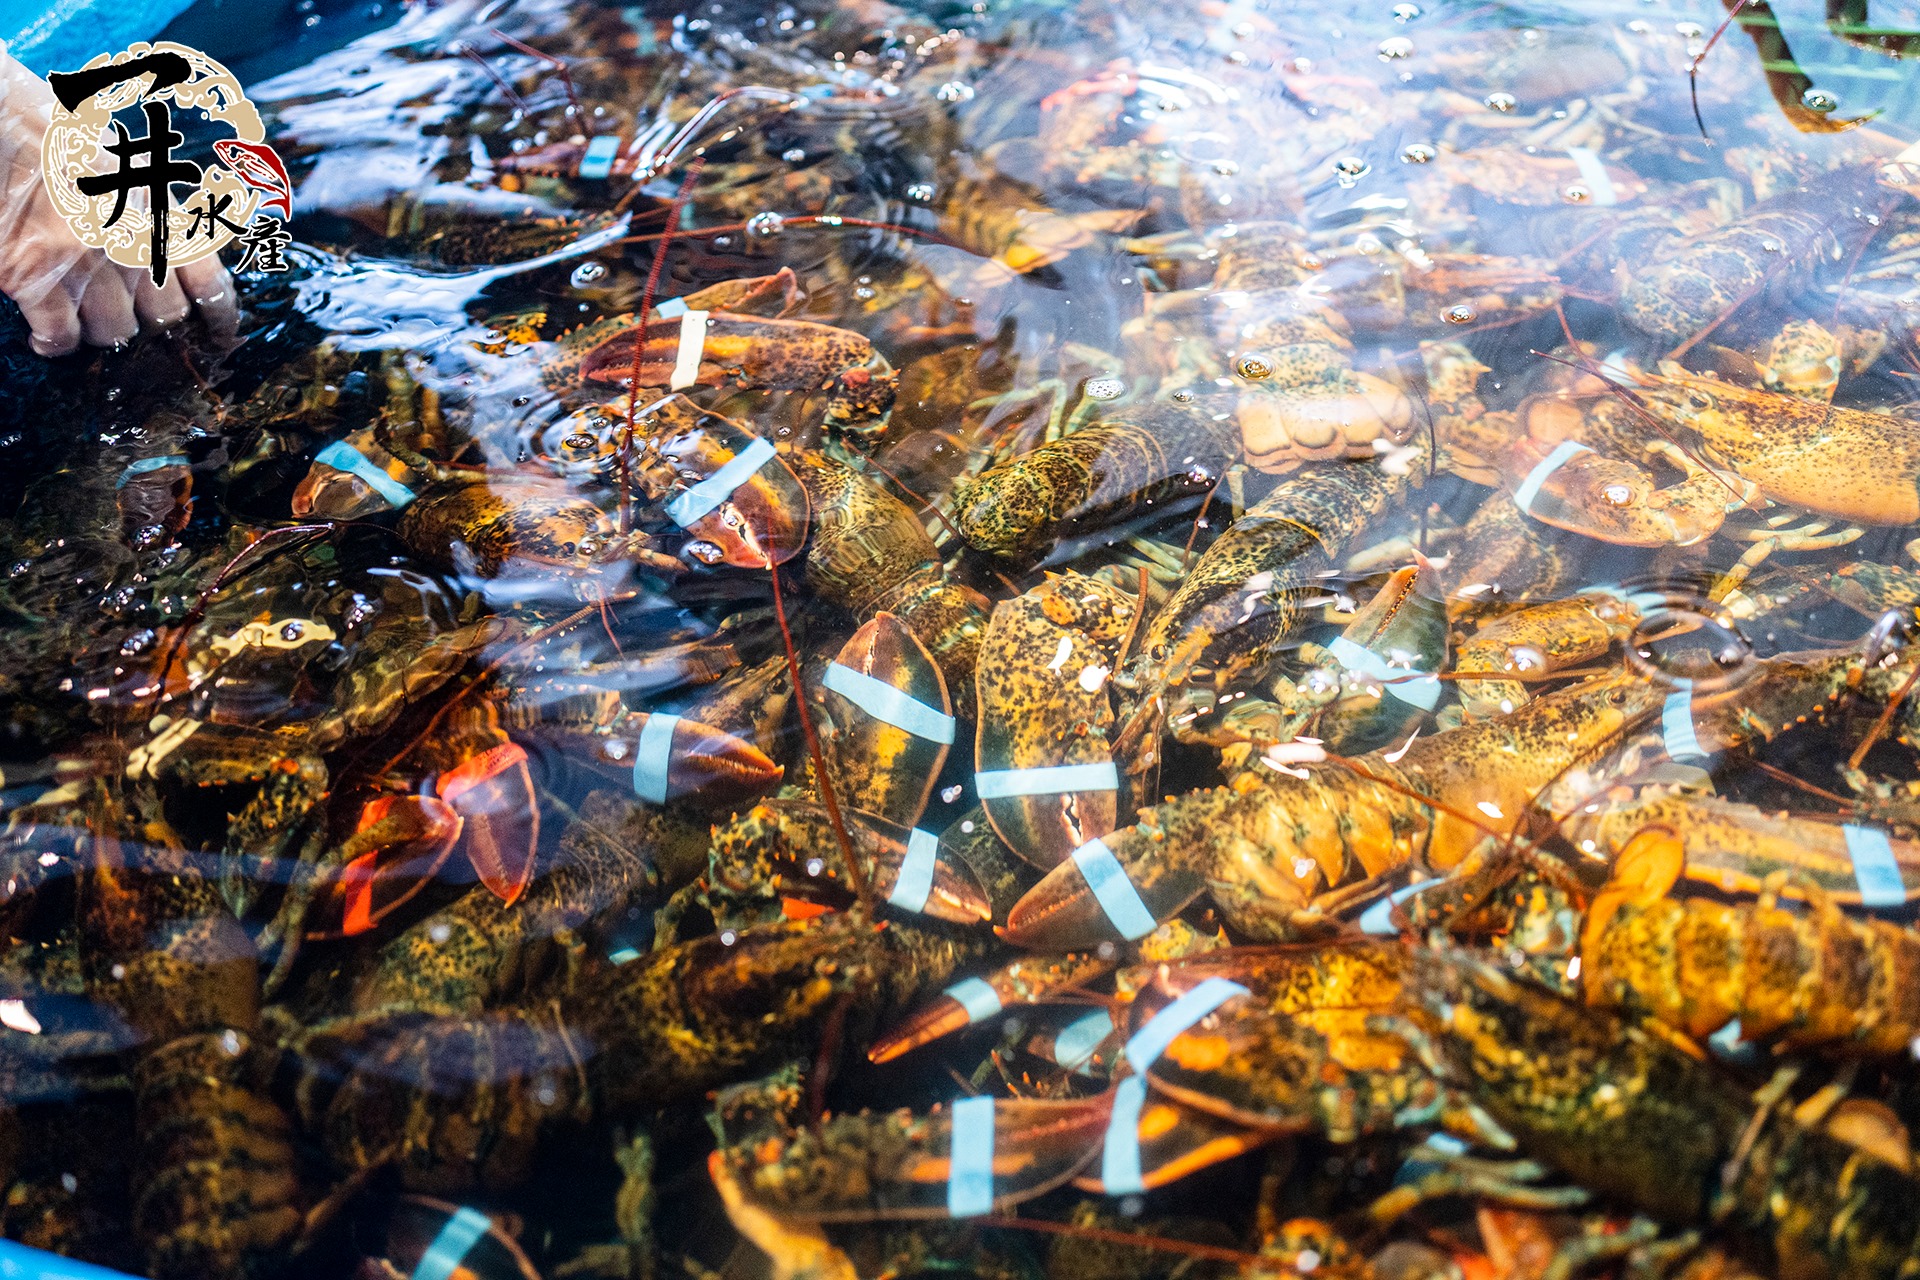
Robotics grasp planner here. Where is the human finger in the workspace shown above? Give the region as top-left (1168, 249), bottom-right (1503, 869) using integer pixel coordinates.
top-left (133, 266), bottom-right (192, 329)
top-left (175, 254), bottom-right (238, 345)
top-left (76, 260), bottom-right (138, 349)
top-left (18, 288), bottom-right (81, 357)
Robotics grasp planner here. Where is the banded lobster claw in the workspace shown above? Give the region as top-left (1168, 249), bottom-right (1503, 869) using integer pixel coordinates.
top-left (1502, 396), bottom-right (1753, 548)
top-left (1069, 1093), bottom-right (1276, 1194)
top-left (1001, 827), bottom-right (1206, 951)
top-left (292, 428), bottom-right (427, 519)
top-left (867, 952), bottom-right (1114, 1063)
top-left (709, 799), bottom-right (992, 925)
top-left (711, 1095), bottom-right (1112, 1221)
top-left (629, 395), bottom-right (809, 568)
top-left (1117, 942), bottom-right (1469, 1146)
top-left (815, 613), bottom-right (953, 831)
top-left (975, 573), bottom-right (1138, 870)
top-left (539, 710), bottom-right (783, 810)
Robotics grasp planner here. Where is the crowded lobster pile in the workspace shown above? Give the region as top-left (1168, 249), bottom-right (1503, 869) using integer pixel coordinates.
top-left (8, 0), bottom-right (1920, 1275)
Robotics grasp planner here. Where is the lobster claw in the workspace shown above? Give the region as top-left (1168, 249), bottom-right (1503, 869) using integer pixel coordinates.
top-left (635, 396), bottom-right (809, 567)
top-left (1070, 1091), bottom-right (1274, 1193)
top-left (712, 1095), bottom-right (1112, 1221)
top-left (311, 794), bottom-right (463, 938)
top-left (1001, 830), bottom-right (1206, 950)
top-left (568, 711), bottom-right (782, 809)
top-left (710, 799), bottom-right (992, 925)
top-left (976, 573), bottom-right (1137, 870)
top-left (291, 429), bottom-right (421, 520)
top-left (867, 952), bottom-right (1115, 1064)
top-left (1125, 942), bottom-right (1419, 1138)
top-left (817, 614), bottom-right (953, 830)
top-left (436, 743), bottom-right (541, 905)
top-left (377, 1195), bottom-right (542, 1280)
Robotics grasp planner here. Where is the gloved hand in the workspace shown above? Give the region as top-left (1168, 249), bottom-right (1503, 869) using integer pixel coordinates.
top-left (0, 46), bottom-right (238, 356)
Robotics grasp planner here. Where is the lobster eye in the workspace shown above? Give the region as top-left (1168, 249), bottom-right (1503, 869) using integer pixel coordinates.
top-left (1686, 391), bottom-right (1712, 410)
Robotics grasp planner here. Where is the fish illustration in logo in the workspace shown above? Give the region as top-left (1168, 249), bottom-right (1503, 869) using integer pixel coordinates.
top-left (212, 138), bottom-right (293, 219)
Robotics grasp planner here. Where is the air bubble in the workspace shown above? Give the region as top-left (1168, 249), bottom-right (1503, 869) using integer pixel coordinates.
top-left (1332, 155), bottom-right (1372, 186)
top-left (905, 181), bottom-right (936, 202)
top-left (936, 81), bottom-right (975, 102)
top-left (745, 211), bottom-right (785, 239)
top-left (1801, 87), bottom-right (1839, 113)
top-left (1237, 354), bottom-right (1275, 380)
top-left (1378, 36), bottom-right (1413, 58)
top-left (782, 147), bottom-right (806, 162)
top-left (1563, 184), bottom-right (1591, 203)
top-left (570, 261), bottom-right (608, 286)
top-left (1483, 91), bottom-right (1517, 112)
top-left (1212, 159), bottom-right (1240, 175)
top-left (1084, 375), bottom-right (1127, 401)
top-left (1392, 2), bottom-right (1421, 19)
top-left (1444, 303), bottom-right (1477, 324)
top-left (1399, 141), bottom-right (1437, 164)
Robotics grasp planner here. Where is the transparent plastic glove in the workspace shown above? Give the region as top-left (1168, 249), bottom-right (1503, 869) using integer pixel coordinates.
top-left (0, 47), bottom-right (237, 356)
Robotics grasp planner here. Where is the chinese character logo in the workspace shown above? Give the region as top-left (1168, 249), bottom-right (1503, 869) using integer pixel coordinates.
top-left (41, 42), bottom-right (293, 282)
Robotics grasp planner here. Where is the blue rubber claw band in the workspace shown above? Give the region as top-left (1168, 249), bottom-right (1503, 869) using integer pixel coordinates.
top-left (1512, 440), bottom-right (1591, 516)
top-left (1070, 838), bottom-right (1157, 941)
top-left (1124, 977), bottom-right (1249, 1073)
top-left (664, 437), bottom-right (774, 527)
top-left (411, 1206), bottom-right (492, 1280)
top-left (117, 454), bottom-right (188, 487)
top-left (976, 762), bottom-right (1118, 799)
top-left (946, 1095), bottom-right (995, 1217)
top-left (1100, 1076), bottom-right (1149, 1194)
top-left (1054, 1009), bottom-right (1114, 1074)
top-left (889, 828), bottom-right (940, 912)
top-left (631, 714), bottom-right (678, 804)
top-left (314, 440), bottom-right (417, 509)
top-left (1662, 682), bottom-right (1707, 764)
top-left (578, 133), bottom-right (621, 179)
top-left (944, 976), bottom-right (1003, 1023)
top-left (1326, 635), bottom-right (1442, 711)
top-left (1845, 823), bottom-right (1906, 907)
top-left (824, 663), bottom-right (956, 743)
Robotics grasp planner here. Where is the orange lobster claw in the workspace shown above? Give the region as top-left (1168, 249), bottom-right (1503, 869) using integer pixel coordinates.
top-left (309, 794), bottom-right (462, 939)
top-left (867, 953), bottom-right (1115, 1064)
top-left (713, 1095), bottom-right (1111, 1221)
top-left (561, 711), bottom-right (783, 810)
top-left (1071, 1092), bottom-right (1276, 1193)
top-left (437, 742), bottom-right (541, 904)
